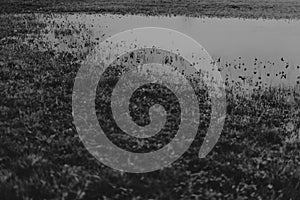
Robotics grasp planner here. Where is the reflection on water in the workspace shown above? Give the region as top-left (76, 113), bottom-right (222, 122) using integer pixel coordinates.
top-left (25, 13), bottom-right (300, 90)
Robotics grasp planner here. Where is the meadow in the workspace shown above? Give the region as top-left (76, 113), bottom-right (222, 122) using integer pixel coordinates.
top-left (1, 0), bottom-right (300, 19)
top-left (1, 2), bottom-right (300, 200)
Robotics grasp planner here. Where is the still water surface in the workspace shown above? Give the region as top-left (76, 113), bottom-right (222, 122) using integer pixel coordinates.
top-left (28, 13), bottom-right (300, 88)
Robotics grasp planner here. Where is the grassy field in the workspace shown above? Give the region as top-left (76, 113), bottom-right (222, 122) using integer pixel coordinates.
top-left (1, 0), bottom-right (300, 19)
top-left (2, 2), bottom-right (300, 200)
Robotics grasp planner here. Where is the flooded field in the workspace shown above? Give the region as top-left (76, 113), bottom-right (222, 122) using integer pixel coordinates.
top-left (3, 12), bottom-right (300, 200)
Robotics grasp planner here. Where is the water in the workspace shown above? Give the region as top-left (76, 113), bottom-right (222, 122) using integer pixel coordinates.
top-left (26, 13), bottom-right (300, 89)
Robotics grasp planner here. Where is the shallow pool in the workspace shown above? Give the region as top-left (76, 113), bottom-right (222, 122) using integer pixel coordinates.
top-left (27, 13), bottom-right (300, 89)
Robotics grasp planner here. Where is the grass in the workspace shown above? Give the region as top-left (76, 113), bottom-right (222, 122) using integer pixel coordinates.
top-left (1, 0), bottom-right (300, 19)
top-left (1, 7), bottom-right (300, 200)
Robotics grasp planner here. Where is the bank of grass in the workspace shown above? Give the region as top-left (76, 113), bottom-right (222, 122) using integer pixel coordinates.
top-left (1, 0), bottom-right (300, 19)
top-left (1, 15), bottom-right (300, 199)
